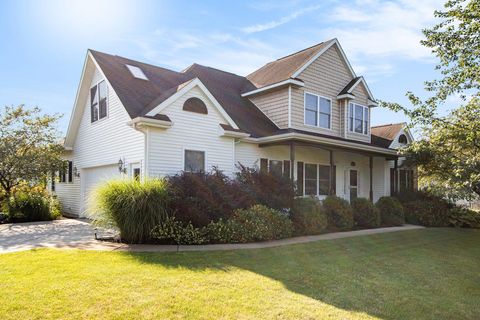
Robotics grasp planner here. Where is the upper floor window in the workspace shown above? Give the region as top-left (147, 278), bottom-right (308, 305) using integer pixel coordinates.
top-left (348, 103), bottom-right (368, 135)
top-left (398, 134), bottom-right (408, 144)
top-left (91, 80), bottom-right (108, 123)
top-left (304, 93), bottom-right (331, 129)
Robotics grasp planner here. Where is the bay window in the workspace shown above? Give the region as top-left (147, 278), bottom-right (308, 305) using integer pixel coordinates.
top-left (305, 93), bottom-right (331, 129)
top-left (348, 103), bottom-right (369, 135)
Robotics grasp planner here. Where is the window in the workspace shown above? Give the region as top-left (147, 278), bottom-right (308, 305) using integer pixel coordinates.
top-left (68, 161), bottom-right (73, 183)
top-left (269, 160), bottom-right (283, 177)
top-left (60, 161), bottom-right (73, 183)
top-left (318, 165), bottom-right (330, 195)
top-left (399, 169), bottom-right (415, 192)
top-left (297, 161), bottom-right (304, 196)
top-left (90, 80), bottom-right (108, 123)
top-left (126, 64), bottom-right (149, 80)
top-left (348, 103), bottom-right (369, 135)
top-left (349, 170), bottom-right (358, 200)
top-left (398, 134), bottom-right (408, 144)
top-left (304, 163), bottom-right (317, 196)
top-left (184, 150), bottom-right (205, 172)
top-left (304, 93), bottom-right (331, 129)
top-left (183, 97), bottom-right (208, 114)
top-left (305, 93), bottom-right (318, 126)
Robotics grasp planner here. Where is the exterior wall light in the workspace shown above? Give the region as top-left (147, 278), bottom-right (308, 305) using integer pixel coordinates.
top-left (118, 158), bottom-right (127, 174)
top-left (73, 166), bottom-right (80, 178)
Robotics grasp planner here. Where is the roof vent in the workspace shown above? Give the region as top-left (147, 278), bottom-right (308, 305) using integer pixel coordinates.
top-left (126, 64), bottom-right (148, 80)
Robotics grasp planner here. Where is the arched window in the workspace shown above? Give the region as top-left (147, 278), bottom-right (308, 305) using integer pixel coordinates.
top-left (183, 97), bottom-right (208, 114)
top-left (398, 134), bottom-right (408, 144)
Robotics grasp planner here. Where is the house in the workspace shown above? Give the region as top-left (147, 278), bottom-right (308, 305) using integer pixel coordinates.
top-left (55, 38), bottom-right (416, 217)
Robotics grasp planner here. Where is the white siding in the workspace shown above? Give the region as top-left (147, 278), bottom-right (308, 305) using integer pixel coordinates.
top-left (55, 63), bottom-right (145, 217)
top-left (147, 86), bottom-right (235, 177)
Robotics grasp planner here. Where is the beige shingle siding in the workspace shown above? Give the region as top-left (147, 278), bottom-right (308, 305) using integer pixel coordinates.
top-left (248, 88), bottom-right (289, 128)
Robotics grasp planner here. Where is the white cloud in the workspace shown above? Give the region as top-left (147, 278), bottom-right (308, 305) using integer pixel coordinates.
top-left (242, 5), bottom-right (322, 34)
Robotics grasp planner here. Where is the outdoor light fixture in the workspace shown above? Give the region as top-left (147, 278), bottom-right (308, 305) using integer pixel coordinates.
top-left (351, 162), bottom-right (356, 167)
top-left (73, 166), bottom-right (80, 178)
top-left (118, 158), bottom-right (127, 174)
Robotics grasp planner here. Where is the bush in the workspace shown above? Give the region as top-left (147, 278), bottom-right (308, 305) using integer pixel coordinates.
top-left (323, 196), bottom-right (354, 230)
top-left (151, 216), bottom-right (207, 244)
top-left (211, 205), bottom-right (293, 243)
top-left (6, 185), bottom-right (60, 222)
top-left (448, 207), bottom-right (480, 228)
top-left (167, 168), bottom-right (254, 227)
top-left (89, 179), bottom-right (169, 243)
top-left (236, 164), bottom-right (295, 212)
top-left (351, 198), bottom-right (381, 228)
top-left (376, 197), bottom-right (405, 226)
top-left (291, 197), bottom-right (327, 235)
top-left (403, 200), bottom-right (451, 227)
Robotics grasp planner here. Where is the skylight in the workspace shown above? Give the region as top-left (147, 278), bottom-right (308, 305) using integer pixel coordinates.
top-left (126, 64), bottom-right (148, 80)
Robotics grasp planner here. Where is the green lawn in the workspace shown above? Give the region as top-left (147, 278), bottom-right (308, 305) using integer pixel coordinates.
top-left (1, 228), bottom-right (479, 320)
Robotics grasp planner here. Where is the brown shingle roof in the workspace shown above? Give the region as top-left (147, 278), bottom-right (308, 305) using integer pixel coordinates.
top-left (89, 50), bottom-right (278, 138)
top-left (246, 39), bottom-right (335, 88)
top-left (371, 123), bottom-right (405, 148)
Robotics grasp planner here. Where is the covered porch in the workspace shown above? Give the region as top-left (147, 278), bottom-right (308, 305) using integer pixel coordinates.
top-left (258, 139), bottom-right (400, 203)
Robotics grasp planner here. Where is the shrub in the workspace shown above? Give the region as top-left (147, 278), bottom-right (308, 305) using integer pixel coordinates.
top-left (323, 196), bottom-right (354, 230)
top-left (351, 198), bottom-right (381, 228)
top-left (217, 205), bottom-right (293, 243)
top-left (448, 207), bottom-right (480, 228)
top-left (204, 218), bottom-right (236, 243)
top-left (291, 197), bottom-right (327, 235)
top-left (6, 186), bottom-right (60, 222)
top-left (89, 179), bottom-right (169, 243)
top-left (151, 216), bottom-right (207, 244)
top-left (376, 197), bottom-right (405, 226)
top-left (403, 200), bottom-right (451, 227)
top-left (236, 164), bottom-right (295, 212)
top-left (167, 168), bottom-right (254, 227)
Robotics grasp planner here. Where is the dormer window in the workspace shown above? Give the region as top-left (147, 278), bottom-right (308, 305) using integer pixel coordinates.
top-left (304, 92), bottom-right (331, 129)
top-left (348, 103), bottom-right (369, 135)
top-left (126, 65), bottom-right (149, 80)
top-left (90, 80), bottom-right (107, 123)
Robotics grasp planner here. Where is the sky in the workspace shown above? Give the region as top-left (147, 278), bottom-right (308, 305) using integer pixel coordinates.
top-left (0, 0), bottom-right (451, 135)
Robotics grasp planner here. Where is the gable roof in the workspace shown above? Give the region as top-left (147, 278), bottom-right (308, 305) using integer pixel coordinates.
top-left (371, 123), bottom-right (405, 148)
top-left (246, 39), bottom-right (336, 88)
top-left (338, 76), bottom-right (375, 102)
top-left (88, 50), bottom-right (278, 138)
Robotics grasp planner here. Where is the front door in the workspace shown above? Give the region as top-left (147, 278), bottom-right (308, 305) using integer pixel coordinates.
top-left (349, 169), bottom-right (358, 201)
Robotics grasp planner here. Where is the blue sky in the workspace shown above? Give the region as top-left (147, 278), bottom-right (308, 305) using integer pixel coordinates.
top-left (0, 0), bottom-right (449, 135)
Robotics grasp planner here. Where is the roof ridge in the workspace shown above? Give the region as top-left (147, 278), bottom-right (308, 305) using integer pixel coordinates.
top-left (371, 122), bottom-right (405, 128)
top-left (186, 63), bottom-right (245, 78)
top-left (274, 38), bottom-right (335, 62)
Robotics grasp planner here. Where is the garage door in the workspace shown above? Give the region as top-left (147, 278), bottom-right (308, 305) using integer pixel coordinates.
top-left (81, 164), bottom-right (120, 217)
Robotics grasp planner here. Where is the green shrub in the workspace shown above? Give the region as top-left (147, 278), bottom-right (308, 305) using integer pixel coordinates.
top-left (7, 187), bottom-right (60, 222)
top-left (219, 205), bottom-right (293, 243)
top-left (403, 200), bottom-right (450, 227)
top-left (448, 207), bottom-right (480, 228)
top-left (151, 216), bottom-right (207, 244)
top-left (291, 197), bottom-right (327, 235)
top-left (204, 218), bottom-right (236, 243)
top-left (376, 197), bottom-right (405, 226)
top-left (351, 198), bottom-right (381, 228)
top-left (323, 196), bottom-right (354, 231)
top-left (89, 179), bottom-right (169, 243)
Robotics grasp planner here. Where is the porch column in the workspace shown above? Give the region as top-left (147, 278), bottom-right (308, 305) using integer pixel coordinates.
top-left (393, 158), bottom-right (398, 195)
top-left (290, 141), bottom-right (295, 182)
top-left (369, 156), bottom-right (373, 202)
top-left (329, 150), bottom-right (334, 195)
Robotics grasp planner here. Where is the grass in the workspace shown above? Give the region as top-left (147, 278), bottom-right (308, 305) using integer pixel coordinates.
top-left (1, 228), bottom-right (479, 320)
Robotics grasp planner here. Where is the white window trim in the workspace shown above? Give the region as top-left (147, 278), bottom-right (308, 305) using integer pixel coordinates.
top-left (348, 102), bottom-right (369, 135)
top-left (301, 161), bottom-right (333, 197)
top-left (182, 148), bottom-right (207, 172)
top-left (303, 92), bottom-right (333, 130)
top-left (90, 79), bottom-right (109, 124)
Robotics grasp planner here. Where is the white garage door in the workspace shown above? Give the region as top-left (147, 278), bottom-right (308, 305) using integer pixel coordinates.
top-left (80, 164), bottom-right (120, 217)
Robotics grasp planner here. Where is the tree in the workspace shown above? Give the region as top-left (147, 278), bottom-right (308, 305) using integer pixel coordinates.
top-left (0, 105), bottom-right (64, 197)
top-left (381, 0), bottom-right (480, 198)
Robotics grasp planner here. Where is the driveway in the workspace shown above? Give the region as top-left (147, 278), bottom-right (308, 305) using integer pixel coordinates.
top-left (0, 219), bottom-right (120, 253)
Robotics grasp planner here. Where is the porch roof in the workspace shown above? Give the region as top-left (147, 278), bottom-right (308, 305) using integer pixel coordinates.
top-left (254, 128), bottom-right (399, 159)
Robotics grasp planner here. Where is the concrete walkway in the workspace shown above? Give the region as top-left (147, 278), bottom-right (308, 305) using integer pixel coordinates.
top-left (0, 218), bottom-right (424, 254)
